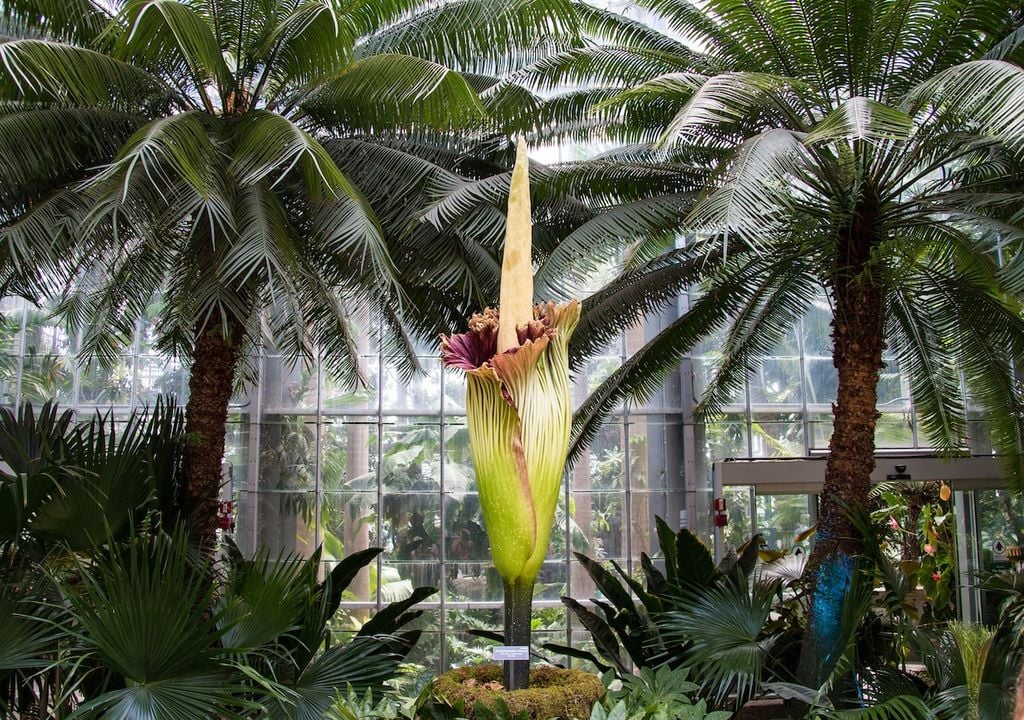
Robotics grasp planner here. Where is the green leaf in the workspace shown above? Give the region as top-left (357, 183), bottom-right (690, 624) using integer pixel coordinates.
top-left (561, 596), bottom-right (627, 674)
top-left (302, 53), bottom-right (484, 131)
top-left (116, 0), bottom-right (232, 90)
top-left (0, 37), bottom-right (161, 106)
top-left (572, 552), bottom-right (638, 618)
top-left (674, 527), bottom-right (716, 591)
top-left (805, 97), bottom-right (913, 144)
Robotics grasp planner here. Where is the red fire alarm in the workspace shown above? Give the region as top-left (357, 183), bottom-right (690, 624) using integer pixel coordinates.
top-left (714, 512), bottom-right (729, 527)
top-left (217, 501), bottom-right (235, 531)
top-left (713, 497), bottom-right (727, 512)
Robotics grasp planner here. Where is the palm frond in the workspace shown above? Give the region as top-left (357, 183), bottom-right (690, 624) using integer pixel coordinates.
top-left (660, 579), bottom-right (781, 707)
top-left (685, 128), bottom-right (811, 253)
top-left (59, 531), bottom-right (239, 720)
top-left (694, 250), bottom-right (817, 417)
top-left (0, 190), bottom-right (93, 297)
top-left (571, 251), bottom-right (769, 463)
top-left (515, 45), bottom-right (694, 94)
top-left (1, 0), bottom-right (112, 45)
top-left (256, 1), bottom-right (358, 88)
top-left (818, 695), bottom-right (934, 720)
top-left (300, 53), bottom-right (484, 132)
top-left (0, 106), bottom-right (143, 199)
top-left (115, 0), bottom-right (232, 92)
top-left (86, 111), bottom-right (228, 219)
top-left (534, 194), bottom-right (693, 299)
top-left (357, 0), bottom-right (579, 76)
top-left (805, 97), bottom-right (914, 145)
top-left (568, 246), bottom-right (720, 371)
top-left (884, 252), bottom-right (968, 454)
top-left (904, 60), bottom-right (1024, 151)
top-left (0, 37), bottom-right (163, 107)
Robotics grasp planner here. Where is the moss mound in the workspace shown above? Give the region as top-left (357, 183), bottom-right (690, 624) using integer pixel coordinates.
top-left (426, 664), bottom-right (604, 720)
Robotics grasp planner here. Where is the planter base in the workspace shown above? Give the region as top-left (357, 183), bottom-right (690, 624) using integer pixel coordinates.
top-left (423, 664), bottom-right (604, 720)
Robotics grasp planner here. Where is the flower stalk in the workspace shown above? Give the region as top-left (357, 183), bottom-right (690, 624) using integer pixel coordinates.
top-left (441, 138), bottom-right (579, 690)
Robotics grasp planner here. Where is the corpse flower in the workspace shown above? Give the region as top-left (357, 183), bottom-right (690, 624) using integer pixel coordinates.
top-left (441, 139), bottom-right (579, 690)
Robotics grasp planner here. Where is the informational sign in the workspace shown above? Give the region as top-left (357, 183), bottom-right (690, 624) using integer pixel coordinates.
top-left (493, 646), bottom-right (530, 662)
top-left (993, 538), bottom-right (1008, 562)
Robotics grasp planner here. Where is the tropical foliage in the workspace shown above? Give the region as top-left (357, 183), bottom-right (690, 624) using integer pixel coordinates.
top-left (564, 509), bottom-right (1022, 718)
top-left (545, 517), bottom-right (761, 676)
top-left (0, 401), bottom-right (435, 719)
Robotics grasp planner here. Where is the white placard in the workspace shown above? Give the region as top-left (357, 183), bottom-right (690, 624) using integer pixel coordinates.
top-left (993, 538), bottom-right (1008, 561)
top-left (493, 646), bottom-right (530, 661)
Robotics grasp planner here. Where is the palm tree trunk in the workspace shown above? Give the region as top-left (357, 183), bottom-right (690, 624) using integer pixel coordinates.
top-left (183, 317), bottom-right (243, 547)
top-left (799, 213), bottom-right (885, 691)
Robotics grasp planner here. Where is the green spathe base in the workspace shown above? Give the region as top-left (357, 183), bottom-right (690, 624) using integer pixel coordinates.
top-left (425, 664), bottom-right (604, 720)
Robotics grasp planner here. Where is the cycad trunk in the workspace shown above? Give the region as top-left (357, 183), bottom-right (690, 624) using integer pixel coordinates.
top-left (798, 208), bottom-right (885, 691)
top-left (183, 318), bottom-right (243, 547)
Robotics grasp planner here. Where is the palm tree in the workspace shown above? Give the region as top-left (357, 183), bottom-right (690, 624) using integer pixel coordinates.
top-left (0, 0), bottom-right (580, 544)
top-left (491, 0), bottom-right (1024, 689)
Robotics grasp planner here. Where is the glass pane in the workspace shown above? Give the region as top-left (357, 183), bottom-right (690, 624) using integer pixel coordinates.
top-left (808, 412), bottom-right (834, 451)
top-left (0, 298), bottom-right (22, 353)
top-left (704, 414), bottom-right (748, 460)
top-left (876, 363), bottom-right (907, 406)
top-left (445, 608), bottom-right (502, 669)
top-left (78, 358), bottom-right (134, 406)
top-left (575, 421), bottom-right (625, 491)
top-left (756, 494), bottom-right (812, 552)
top-left (136, 356), bottom-right (187, 404)
top-left (804, 358), bottom-right (837, 406)
top-left (262, 356), bottom-right (318, 412)
top-left (571, 491), bottom-right (626, 559)
top-left (380, 420), bottom-right (442, 493)
top-left (444, 422), bottom-right (474, 495)
top-left (381, 357), bottom-right (441, 413)
top-left (223, 418), bottom-right (250, 489)
top-left (693, 357), bottom-right (745, 408)
top-left (634, 416), bottom-right (684, 492)
top-left (321, 418), bottom-right (376, 492)
top-left (722, 486), bottom-right (753, 550)
top-left (582, 356), bottom-right (622, 395)
top-left (321, 491), bottom-right (377, 604)
top-left (976, 489), bottom-right (1024, 624)
top-left (750, 358), bottom-right (802, 406)
top-left (256, 490), bottom-right (317, 558)
top-left (876, 412), bottom-right (915, 449)
top-left (800, 300), bottom-right (833, 355)
top-left (20, 355), bottom-right (74, 405)
top-left (751, 413), bottom-right (804, 457)
top-left (322, 356), bottom-right (378, 412)
top-left (0, 355), bottom-right (17, 404)
top-left (257, 416), bottom-right (318, 493)
top-left (381, 492), bottom-right (441, 562)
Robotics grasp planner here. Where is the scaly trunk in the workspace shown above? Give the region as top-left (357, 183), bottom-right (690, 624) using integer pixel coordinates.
top-left (183, 317), bottom-right (243, 548)
top-left (503, 577), bottom-right (533, 690)
top-left (798, 198), bottom-right (885, 692)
